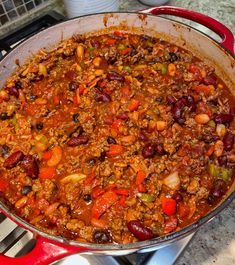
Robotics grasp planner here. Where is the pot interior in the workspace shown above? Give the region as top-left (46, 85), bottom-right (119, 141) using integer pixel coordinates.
top-left (0, 12), bottom-right (234, 253)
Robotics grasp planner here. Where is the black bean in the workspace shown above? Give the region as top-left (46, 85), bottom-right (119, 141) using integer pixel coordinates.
top-left (223, 132), bottom-right (234, 151)
top-left (72, 113), bottom-right (79, 123)
top-left (93, 230), bottom-right (112, 243)
top-left (30, 95), bottom-right (38, 101)
top-left (68, 81), bottom-right (78, 91)
top-left (83, 194), bottom-right (92, 203)
top-left (207, 194), bottom-right (215, 205)
top-left (142, 143), bottom-right (155, 158)
top-left (155, 96), bottom-right (163, 103)
top-left (86, 158), bottom-right (96, 166)
top-left (169, 52), bottom-right (178, 62)
top-left (99, 151), bottom-right (106, 162)
top-left (218, 155), bottom-right (227, 167)
top-left (0, 112), bottom-right (10, 120)
top-left (127, 220), bottom-right (153, 241)
top-left (36, 123), bottom-right (44, 130)
top-left (107, 136), bottom-right (117, 144)
top-left (21, 186), bottom-right (32, 196)
top-left (135, 75), bottom-right (144, 82)
top-left (214, 113), bottom-right (233, 124)
top-left (15, 81), bottom-right (22, 89)
top-left (0, 144), bottom-right (10, 157)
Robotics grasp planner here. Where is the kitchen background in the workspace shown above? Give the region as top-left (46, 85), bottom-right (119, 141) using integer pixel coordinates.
top-left (0, 0), bottom-right (235, 264)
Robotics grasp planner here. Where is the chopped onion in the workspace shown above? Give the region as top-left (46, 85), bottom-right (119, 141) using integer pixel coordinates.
top-left (163, 171), bottom-right (180, 190)
top-left (61, 173), bottom-right (86, 184)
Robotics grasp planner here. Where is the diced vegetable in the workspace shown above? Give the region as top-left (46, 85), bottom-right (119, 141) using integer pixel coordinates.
top-left (117, 43), bottom-right (126, 50)
top-left (60, 173), bottom-right (86, 184)
top-left (107, 144), bottom-right (124, 157)
top-left (208, 163), bottom-right (232, 180)
top-left (47, 146), bottom-right (62, 167)
top-left (106, 39), bottom-right (117, 46)
top-left (128, 99), bottom-right (140, 112)
top-left (139, 193), bottom-right (155, 203)
top-left (39, 167), bottom-right (56, 180)
top-left (136, 170), bottom-right (147, 186)
top-left (162, 198), bottom-right (177, 216)
top-left (92, 185), bottom-right (105, 199)
top-left (178, 203), bottom-right (190, 219)
top-left (163, 171), bottom-right (180, 190)
top-left (92, 190), bottom-right (118, 219)
top-left (0, 179), bottom-right (9, 191)
top-left (113, 189), bottom-right (129, 196)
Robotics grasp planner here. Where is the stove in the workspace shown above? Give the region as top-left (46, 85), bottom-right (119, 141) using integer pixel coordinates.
top-left (0, 11), bottom-right (195, 264)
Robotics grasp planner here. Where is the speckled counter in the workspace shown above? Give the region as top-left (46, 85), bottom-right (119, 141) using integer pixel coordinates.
top-left (119, 1), bottom-right (235, 265)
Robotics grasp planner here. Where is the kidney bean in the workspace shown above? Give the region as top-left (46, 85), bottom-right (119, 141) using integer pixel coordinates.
top-left (127, 220), bottom-right (154, 241)
top-left (142, 143), bottom-right (155, 158)
top-left (211, 179), bottom-right (227, 198)
top-left (203, 74), bottom-right (217, 86)
top-left (184, 95), bottom-right (196, 112)
top-left (230, 107), bottom-right (235, 116)
top-left (155, 144), bottom-right (165, 155)
top-left (21, 155), bottom-right (39, 179)
top-left (138, 130), bottom-right (149, 142)
top-left (166, 95), bottom-right (176, 104)
top-left (107, 71), bottom-right (125, 82)
top-left (214, 113), bottom-right (233, 124)
top-left (107, 136), bottom-right (117, 144)
top-left (93, 230), bottom-right (112, 243)
top-left (94, 89), bottom-right (111, 102)
top-left (31, 74), bottom-right (44, 82)
top-left (223, 132), bottom-right (234, 151)
top-left (67, 135), bottom-right (89, 146)
top-left (68, 125), bottom-right (84, 138)
top-left (116, 112), bottom-right (129, 120)
top-left (201, 134), bottom-right (219, 143)
top-left (172, 98), bottom-right (186, 120)
top-left (172, 192), bottom-right (183, 203)
top-left (65, 70), bottom-right (77, 80)
top-left (6, 87), bottom-right (19, 98)
top-left (218, 155), bottom-right (227, 167)
top-left (4, 151), bottom-right (24, 169)
top-left (21, 186), bottom-right (32, 196)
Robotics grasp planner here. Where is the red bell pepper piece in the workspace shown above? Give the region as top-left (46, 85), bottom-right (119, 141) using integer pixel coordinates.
top-left (162, 198), bottom-right (177, 216)
top-left (113, 189), bottom-right (129, 196)
top-left (164, 216), bottom-right (178, 233)
top-left (178, 202), bottom-right (190, 219)
top-left (107, 144), bottom-right (124, 157)
top-left (92, 190), bottom-right (118, 219)
top-left (106, 39), bottom-right (117, 46)
top-left (0, 179), bottom-right (9, 191)
top-left (136, 170), bottom-right (146, 186)
top-left (39, 167), bottom-right (56, 180)
top-left (118, 196), bottom-right (127, 207)
top-left (92, 185), bottom-right (105, 199)
top-left (121, 48), bottom-right (132, 55)
top-left (53, 95), bottom-right (60, 106)
top-left (114, 31), bottom-right (124, 37)
top-left (43, 150), bottom-right (53, 160)
top-left (128, 99), bottom-right (141, 112)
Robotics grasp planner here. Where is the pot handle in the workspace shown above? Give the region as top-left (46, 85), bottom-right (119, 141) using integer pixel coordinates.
top-left (140, 6), bottom-right (234, 55)
top-left (0, 235), bottom-right (88, 265)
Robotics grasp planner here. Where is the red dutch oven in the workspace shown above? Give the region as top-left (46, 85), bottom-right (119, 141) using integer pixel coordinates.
top-left (0, 6), bottom-right (234, 265)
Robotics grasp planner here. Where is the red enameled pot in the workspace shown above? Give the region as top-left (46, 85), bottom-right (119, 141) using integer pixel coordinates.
top-left (0, 6), bottom-right (234, 265)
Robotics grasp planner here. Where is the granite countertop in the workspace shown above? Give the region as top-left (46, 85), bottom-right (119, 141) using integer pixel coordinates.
top-left (119, 1), bottom-right (235, 265)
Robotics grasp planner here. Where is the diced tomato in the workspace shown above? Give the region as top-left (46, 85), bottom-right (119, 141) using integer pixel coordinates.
top-left (162, 198), bottom-right (177, 216)
top-left (73, 95), bottom-right (79, 105)
top-left (53, 95), bottom-right (60, 106)
top-left (43, 150), bottom-right (53, 160)
top-left (178, 203), bottom-right (190, 219)
top-left (119, 196), bottom-right (127, 207)
top-left (164, 216), bottom-right (178, 233)
top-left (114, 31), bottom-right (124, 37)
top-left (84, 172), bottom-right (96, 185)
top-left (121, 48), bottom-right (132, 56)
top-left (106, 39), bottom-right (117, 46)
top-left (111, 119), bottom-right (123, 130)
top-left (91, 217), bottom-right (107, 228)
top-left (128, 99), bottom-right (141, 112)
top-left (137, 183), bottom-right (146, 193)
top-left (193, 84), bottom-right (215, 96)
top-left (107, 144), bottom-right (124, 157)
top-left (92, 185), bottom-right (105, 199)
top-left (113, 189), bottom-right (129, 196)
top-left (39, 167), bottom-right (56, 180)
top-left (196, 102), bottom-right (213, 117)
top-left (79, 84), bottom-right (85, 95)
top-left (105, 184), bottom-right (117, 191)
top-left (189, 64), bottom-right (202, 80)
top-left (121, 86), bottom-right (132, 99)
top-left (92, 190), bottom-right (118, 219)
top-left (0, 179), bottom-right (9, 191)
top-left (136, 170), bottom-right (146, 186)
